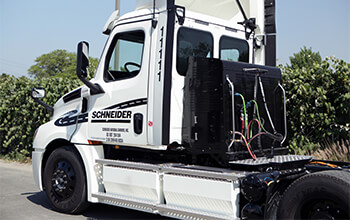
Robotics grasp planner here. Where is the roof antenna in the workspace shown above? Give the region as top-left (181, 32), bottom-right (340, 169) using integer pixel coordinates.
top-left (235, 0), bottom-right (256, 40)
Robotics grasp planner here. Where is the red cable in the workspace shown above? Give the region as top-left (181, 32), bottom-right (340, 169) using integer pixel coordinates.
top-left (234, 131), bottom-right (257, 160)
top-left (248, 132), bottom-right (266, 143)
top-left (240, 117), bottom-right (244, 140)
top-left (247, 118), bottom-right (261, 139)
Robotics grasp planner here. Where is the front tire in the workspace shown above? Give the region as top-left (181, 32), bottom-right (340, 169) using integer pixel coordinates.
top-left (277, 170), bottom-right (350, 219)
top-left (43, 146), bottom-right (89, 214)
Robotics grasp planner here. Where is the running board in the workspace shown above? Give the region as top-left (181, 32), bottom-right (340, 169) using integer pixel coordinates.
top-left (92, 192), bottom-right (235, 220)
top-left (92, 192), bottom-right (155, 214)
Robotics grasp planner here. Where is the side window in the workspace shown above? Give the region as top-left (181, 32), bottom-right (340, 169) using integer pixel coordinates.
top-left (105, 31), bottom-right (145, 81)
top-left (220, 36), bottom-right (249, 62)
top-left (177, 27), bottom-right (213, 76)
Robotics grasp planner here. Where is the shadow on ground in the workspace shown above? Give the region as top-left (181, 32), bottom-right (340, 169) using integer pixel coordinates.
top-left (26, 191), bottom-right (171, 219)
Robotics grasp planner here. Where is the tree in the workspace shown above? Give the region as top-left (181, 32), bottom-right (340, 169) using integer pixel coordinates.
top-left (28, 49), bottom-right (98, 79)
top-left (289, 46), bottom-right (322, 69)
top-left (282, 48), bottom-right (350, 154)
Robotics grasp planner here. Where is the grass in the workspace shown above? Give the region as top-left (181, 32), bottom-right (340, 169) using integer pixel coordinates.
top-left (0, 153), bottom-right (32, 163)
top-left (309, 139), bottom-right (350, 162)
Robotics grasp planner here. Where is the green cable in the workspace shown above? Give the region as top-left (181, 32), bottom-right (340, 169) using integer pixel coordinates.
top-left (251, 100), bottom-right (267, 132)
top-left (248, 100), bottom-right (266, 144)
top-left (238, 94), bottom-right (248, 137)
top-left (249, 120), bottom-right (254, 138)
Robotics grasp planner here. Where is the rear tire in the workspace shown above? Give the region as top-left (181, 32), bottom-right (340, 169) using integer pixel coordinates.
top-left (277, 170), bottom-right (350, 219)
top-left (43, 146), bottom-right (89, 214)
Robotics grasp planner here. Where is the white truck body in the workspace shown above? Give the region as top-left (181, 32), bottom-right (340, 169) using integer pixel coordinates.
top-left (31, 1), bottom-right (350, 219)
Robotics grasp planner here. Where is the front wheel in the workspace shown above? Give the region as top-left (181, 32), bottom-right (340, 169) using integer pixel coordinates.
top-left (43, 146), bottom-right (89, 213)
top-left (277, 170), bottom-right (350, 219)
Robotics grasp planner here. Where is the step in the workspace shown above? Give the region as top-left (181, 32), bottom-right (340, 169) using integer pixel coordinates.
top-left (92, 192), bottom-right (237, 220)
top-left (92, 192), bottom-right (156, 214)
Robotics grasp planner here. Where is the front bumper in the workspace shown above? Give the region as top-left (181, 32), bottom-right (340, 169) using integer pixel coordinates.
top-left (32, 149), bottom-right (45, 191)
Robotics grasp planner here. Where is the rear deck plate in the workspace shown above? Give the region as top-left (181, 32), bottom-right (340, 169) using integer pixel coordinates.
top-left (229, 155), bottom-right (312, 166)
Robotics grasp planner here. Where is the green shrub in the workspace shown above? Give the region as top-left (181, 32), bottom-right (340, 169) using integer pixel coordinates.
top-left (0, 74), bottom-right (81, 161)
top-left (281, 56), bottom-right (350, 155)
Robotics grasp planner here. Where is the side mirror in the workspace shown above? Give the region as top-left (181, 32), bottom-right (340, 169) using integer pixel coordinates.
top-left (77, 41), bottom-right (90, 78)
top-left (75, 41), bottom-right (104, 95)
top-left (31, 88), bottom-right (46, 99)
top-left (30, 87), bottom-right (54, 113)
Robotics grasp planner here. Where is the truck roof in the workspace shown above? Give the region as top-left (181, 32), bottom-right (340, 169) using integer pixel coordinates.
top-left (104, 0), bottom-right (266, 36)
top-left (134, 0), bottom-right (266, 35)
top-left (136, 0), bottom-right (248, 21)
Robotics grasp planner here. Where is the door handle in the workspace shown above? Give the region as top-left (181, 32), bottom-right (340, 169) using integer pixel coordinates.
top-left (134, 113), bottom-right (143, 134)
top-left (81, 97), bottom-right (88, 113)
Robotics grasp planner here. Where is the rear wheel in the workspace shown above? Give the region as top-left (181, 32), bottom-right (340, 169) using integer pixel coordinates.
top-left (43, 146), bottom-right (89, 213)
top-left (277, 170), bottom-right (350, 219)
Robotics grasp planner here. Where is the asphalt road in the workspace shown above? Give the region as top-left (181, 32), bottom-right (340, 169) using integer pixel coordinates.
top-left (0, 160), bottom-right (169, 220)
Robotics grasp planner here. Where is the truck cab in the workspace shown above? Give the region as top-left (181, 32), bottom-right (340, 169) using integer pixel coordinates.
top-left (83, 0), bottom-right (273, 150)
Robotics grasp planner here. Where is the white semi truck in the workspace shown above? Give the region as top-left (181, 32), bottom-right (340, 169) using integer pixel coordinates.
top-left (31, 0), bottom-right (350, 219)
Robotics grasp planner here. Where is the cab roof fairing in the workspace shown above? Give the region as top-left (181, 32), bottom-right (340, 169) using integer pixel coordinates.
top-left (136, 0), bottom-right (266, 35)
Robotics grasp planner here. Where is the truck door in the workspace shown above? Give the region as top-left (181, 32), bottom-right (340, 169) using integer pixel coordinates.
top-left (88, 21), bottom-right (151, 146)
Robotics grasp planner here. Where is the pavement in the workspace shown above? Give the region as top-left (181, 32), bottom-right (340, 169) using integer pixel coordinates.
top-left (0, 159), bottom-right (168, 220)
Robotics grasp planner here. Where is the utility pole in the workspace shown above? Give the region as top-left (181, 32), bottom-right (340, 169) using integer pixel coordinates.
top-left (115, 0), bottom-right (120, 16)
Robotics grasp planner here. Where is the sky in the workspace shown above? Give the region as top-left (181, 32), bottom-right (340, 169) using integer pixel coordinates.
top-left (0, 0), bottom-right (349, 78)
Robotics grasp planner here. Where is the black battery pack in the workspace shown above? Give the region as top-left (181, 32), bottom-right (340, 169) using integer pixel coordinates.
top-left (182, 57), bottom-right (287, 162)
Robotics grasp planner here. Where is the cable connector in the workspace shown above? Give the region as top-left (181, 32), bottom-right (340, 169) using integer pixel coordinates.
top-left (246, 101), bottom-right (253, 108)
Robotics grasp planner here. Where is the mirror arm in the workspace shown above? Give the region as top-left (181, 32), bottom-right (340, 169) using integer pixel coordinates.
top-left (33, 98), bottom-right (54, 113)
top-left (77, 75), bottom-right (104, 95)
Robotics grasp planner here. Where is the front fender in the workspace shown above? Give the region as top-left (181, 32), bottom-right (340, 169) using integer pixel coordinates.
top-left (32, 119), bottom-right (104, 203)
top-left (32, 121), bottom-right (72, 190)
